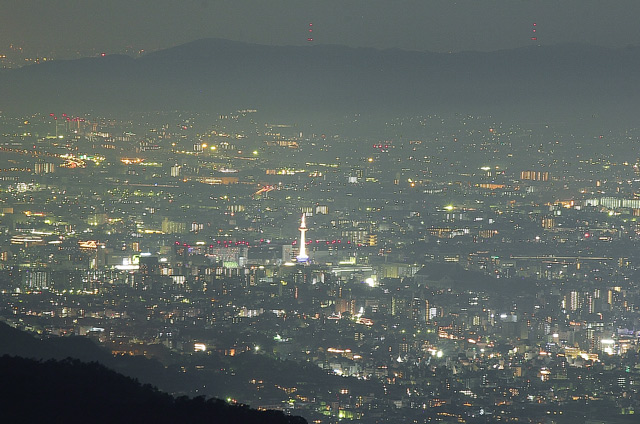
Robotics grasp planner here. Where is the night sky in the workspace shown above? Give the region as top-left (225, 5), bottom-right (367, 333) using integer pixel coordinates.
top-left (1, 0), bottom-right (639, 56)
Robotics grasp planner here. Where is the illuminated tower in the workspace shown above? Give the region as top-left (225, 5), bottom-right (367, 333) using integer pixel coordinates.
top-left (296, 214), bottom-right (309, 263)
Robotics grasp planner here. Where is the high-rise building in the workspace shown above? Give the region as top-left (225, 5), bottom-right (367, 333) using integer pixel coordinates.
top-left (139, 255), bottom-right (159, 276)
top-left (520, 170), bottom-right (549, 181)
top-left (34, 162), bottom-right (55, 174)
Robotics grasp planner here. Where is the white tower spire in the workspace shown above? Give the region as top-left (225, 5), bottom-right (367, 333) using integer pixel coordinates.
top-left (296, 213), bottom-right (309, 263)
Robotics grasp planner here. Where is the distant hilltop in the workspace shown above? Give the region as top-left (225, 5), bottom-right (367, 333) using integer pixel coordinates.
top-left (1, 38), bottom-right (639, 122)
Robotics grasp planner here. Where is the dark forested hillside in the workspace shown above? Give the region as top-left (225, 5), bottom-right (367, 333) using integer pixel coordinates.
top-left (0, 355), bottom-right (307, 424)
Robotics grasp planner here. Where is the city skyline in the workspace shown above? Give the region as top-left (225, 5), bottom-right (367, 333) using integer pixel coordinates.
top-left (2, 108), bottom-right (640, 422)
top-left (2, 2), bottom-right (640, 423)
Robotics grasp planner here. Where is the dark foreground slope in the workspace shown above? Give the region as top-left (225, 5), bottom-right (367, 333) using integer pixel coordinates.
top-left (1, 39), bottom-right (639, 123)
top-left (0, 355), bottom-right (306, 424)
top-left (0, 322), bottom-right (310, 422)
top-left (0, 320), bottom-right (379, 404)
top-left (0, 320), bottom-right (180, 391)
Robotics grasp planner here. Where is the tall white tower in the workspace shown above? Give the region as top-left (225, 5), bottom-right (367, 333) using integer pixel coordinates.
top-left (296, 214), bottom-right (309, 263)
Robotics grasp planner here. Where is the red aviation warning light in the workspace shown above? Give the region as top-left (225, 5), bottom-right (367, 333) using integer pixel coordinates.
top-left (307, 22), bottom-right (313, 42)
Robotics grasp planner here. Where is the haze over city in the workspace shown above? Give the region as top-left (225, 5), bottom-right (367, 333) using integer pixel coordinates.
top-left (1, 2), bottom-right (640, 424)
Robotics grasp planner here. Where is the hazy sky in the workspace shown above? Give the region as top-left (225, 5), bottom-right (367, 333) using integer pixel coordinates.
top-left (2, 0), bottom-right (640, 56)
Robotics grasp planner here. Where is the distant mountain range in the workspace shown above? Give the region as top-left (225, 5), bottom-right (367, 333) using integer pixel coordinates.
top-left (1, 38), bottom-right (639, 122)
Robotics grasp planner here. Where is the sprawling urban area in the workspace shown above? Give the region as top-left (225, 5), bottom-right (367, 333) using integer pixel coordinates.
top-left (1, 110), bottom-right (639, 423)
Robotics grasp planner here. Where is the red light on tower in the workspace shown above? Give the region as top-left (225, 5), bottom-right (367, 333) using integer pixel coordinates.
top-left (307, 22), bottom-right (313, 42)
